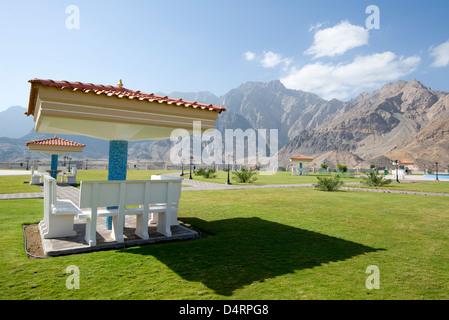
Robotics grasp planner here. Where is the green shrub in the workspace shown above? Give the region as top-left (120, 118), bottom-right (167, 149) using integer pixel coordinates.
top-left (195, 168), bottom-right (207, 176)
top-left (203, 169), bottom-right (217, 179)
top-left (363, 171), bottom-right (392, 187)
top-left (314, 176), bottom-right (343, 191)
top-left (195, 168), bottom-right (217, 179)
top-left (232, 168), bottom-right (257, 183)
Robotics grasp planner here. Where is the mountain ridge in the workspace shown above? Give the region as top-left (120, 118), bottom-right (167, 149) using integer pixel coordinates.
top-left (1, 79), bottom-right (448, 169)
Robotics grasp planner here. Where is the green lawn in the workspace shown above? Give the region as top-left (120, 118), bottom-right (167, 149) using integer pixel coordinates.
top-left (0, 187), bottom-right (448, 299)
top-left (0, 175), bottom-right (41, 194)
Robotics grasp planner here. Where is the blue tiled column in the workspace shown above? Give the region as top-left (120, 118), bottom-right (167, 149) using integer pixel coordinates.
top-left (106, 140), bottom-right (128, 230)
top-left (50, 154), bottom-right (58, 179)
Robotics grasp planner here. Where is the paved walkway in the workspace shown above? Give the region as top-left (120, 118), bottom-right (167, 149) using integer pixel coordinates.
top-left (0, 192), bottom-right (43, 200)
top-left (182, 177), bottom-right (315, 191)
top-left (0, 182), bottom-right (81, 202)
top-left (0, 170), bottom-right (31, 176)
top-left (168, 172), bottom-right (321, 191)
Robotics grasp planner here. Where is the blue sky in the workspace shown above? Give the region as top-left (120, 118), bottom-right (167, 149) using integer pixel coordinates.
top-left (1, 0), bottom-right (448, 111)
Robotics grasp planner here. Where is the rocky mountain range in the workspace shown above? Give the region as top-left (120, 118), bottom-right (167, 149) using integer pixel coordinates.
top-left (279, 79), bottom-right (449, 168)
top-left (0, 79), bottom-right (448, 169)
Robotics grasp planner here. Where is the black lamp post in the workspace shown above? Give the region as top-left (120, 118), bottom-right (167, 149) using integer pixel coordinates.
top-left (85, 159), bottom-right (88, 170)
top-left (25, 157), bottom-right (30, 170)
top-left (394, 160), bottom-right (400, 183)
top-left (180, 162), bottom-right (185, 176)
top-left (63, 156), bottom-right (67, 166)
top-left (68, 157), bottom-right (72, 171)
top-left (435, 162), bottom-right (439, 181)
top-left (226, 155), bottom-right (232, 185)
top-left (189, 156), bottom-right (193, 180)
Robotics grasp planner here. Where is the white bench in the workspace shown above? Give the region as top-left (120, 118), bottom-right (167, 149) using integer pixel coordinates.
top-left (77, 177), bottom-right (183, 246)
top-left (30, 165), bottom-right (52, 184)
top-left (63, 166), bottom-right (77, 184)
top-left (39, 175), bottom-right (80, 239)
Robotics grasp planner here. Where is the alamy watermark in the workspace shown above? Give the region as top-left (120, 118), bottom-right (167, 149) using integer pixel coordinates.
top-left (365, 265), bottom-right (380, 290)
top-left (65, 5), bottom-right (80, 30)
top-left (366, 5), bottom-right (380, 30)
top-left (169, 121), bottom-right (279, 173)
top-left (66, 265), bottom-right (80, 289)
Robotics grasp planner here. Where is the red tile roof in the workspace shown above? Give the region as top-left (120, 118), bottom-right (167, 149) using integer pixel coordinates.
top-left (26, 79), bottom-right (226, 116)
top-left (290, 154), bottom-right (314, 161)
top-left (26, 137), bottom-right (86, 147)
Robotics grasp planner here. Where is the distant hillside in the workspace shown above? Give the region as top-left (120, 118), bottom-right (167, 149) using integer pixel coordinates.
top-left (0, 106), bottom-right (34, 138)
top-left (384, 116), bottom-right (449, 166)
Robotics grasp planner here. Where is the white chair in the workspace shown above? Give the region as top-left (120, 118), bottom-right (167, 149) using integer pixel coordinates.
top-left (39, 176), bottom-right (80, 239)
top-left (57, 166), bottom-right (68, 182)
top-left (64, 167), bottom-right (77, 184)
top-left (30, 167), bottom-right (42, 185)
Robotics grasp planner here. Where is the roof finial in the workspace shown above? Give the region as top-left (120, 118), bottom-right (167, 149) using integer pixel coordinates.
top-left (117, 79), bottom-right (123, 88)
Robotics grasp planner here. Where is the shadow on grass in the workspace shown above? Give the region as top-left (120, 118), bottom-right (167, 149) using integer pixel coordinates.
top-left (122, 217), bottom-right (382, 296)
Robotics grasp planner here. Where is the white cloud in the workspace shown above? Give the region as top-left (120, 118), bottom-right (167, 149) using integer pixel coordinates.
top-left (430, 40), bottom-right (449, 67)
top-left (261, 51), bottom-right (292, 69)
top-left (305, 20), bottom-right (369, 59)
top-left (261, 51), bottom-right (283, 67)
top-left (281, 52), bottom-right (421, 100)
top-left (244, 51), bottom-right (256, 61)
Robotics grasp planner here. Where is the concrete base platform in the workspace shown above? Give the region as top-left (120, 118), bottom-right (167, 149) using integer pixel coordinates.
top-left (39, 215), bottom-right (199, 257)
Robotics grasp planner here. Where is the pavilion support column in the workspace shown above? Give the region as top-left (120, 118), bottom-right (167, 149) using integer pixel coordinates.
top-left (106, 140), bottom-right (128, 230)
top-left (50, 154), bottom-right (58, 179)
